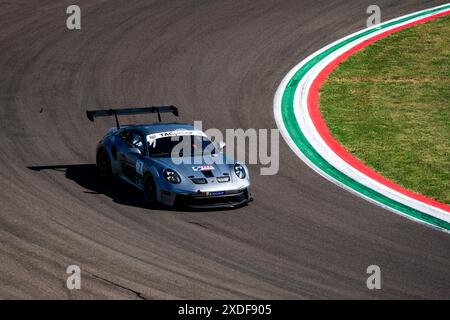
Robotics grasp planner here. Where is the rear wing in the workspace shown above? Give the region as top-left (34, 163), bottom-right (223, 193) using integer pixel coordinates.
top-left (86, 106), bottom-right (179, 129)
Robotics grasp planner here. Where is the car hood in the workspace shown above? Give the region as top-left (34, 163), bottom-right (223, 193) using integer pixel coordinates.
top-left (147, 153), bottom-right (236, 178)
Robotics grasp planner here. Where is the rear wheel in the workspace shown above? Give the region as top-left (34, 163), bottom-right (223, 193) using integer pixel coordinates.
top-left (143, 174), bottom-right (157, 204)
top-left (97, 148), bottom-right (112, 180)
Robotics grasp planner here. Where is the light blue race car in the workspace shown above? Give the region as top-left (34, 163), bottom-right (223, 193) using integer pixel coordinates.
top-left (87, 106), bottom-right (252, 209)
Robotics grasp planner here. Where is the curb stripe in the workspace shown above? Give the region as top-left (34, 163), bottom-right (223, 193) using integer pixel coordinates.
top-left (308, 11), bottom-right (450, 213)
top-left (274, 4), bottom-right (450, 232)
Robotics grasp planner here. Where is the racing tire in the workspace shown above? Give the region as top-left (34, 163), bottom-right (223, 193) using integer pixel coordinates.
top-left (143, 174), bottom-right (157, 204)
top-left (96, 148), bottom-right (112, 180)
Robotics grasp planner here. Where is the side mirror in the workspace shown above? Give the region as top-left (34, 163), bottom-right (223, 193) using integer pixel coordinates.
top-left (129, 147), bottom-right (142, 157)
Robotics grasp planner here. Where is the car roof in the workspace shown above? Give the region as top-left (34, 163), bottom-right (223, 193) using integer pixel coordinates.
top-left (121, 122), bottom-right (198, 135)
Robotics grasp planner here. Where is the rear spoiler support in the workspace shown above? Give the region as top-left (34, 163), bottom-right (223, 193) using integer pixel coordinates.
top-left (86, 106), bottom-right (179, 129)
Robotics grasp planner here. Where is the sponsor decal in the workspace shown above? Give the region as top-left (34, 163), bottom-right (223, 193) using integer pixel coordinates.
top-left (205, 191), bottom-right (225, 197)
top-left (192, 165), bottom-right (214, 171)
top-left (147, 130), bottom-right (206, 143)
top-left (217, 176), bottom-right (230, 183)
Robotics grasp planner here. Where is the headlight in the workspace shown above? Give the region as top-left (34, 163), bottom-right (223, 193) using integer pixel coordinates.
top-left (163, 169), bottom-right (181, 184)
top-left (233, 164), bottom-right (246, 179)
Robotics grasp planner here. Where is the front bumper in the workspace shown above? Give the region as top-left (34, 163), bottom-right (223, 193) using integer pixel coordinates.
top-left (169, 188), bottom-right (252, 209)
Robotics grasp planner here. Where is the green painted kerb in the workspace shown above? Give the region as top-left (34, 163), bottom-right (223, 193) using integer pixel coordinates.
top-left (280, 5), bottom-right (450, 230)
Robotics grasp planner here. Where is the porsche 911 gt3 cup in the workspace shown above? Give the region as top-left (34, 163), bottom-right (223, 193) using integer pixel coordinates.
top-left (86, 106), bottom-right (252, 209)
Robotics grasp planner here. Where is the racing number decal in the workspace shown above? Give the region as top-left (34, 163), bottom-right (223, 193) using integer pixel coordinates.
top-left (136, 160), bottom-right (144, 176)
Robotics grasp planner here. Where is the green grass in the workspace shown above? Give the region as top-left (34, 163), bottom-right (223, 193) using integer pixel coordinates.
top-left (320, 15), bottom-right (450, 204)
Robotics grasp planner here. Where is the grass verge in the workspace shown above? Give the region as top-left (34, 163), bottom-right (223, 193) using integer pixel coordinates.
top-left (320, 15), bottom-right (450, 204)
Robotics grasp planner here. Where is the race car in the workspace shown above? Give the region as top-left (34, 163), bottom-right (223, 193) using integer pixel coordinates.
top-left (86, 106), bottom-right (252, 209)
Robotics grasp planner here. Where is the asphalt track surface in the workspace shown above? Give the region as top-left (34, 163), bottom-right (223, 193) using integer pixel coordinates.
top-left (0, 0), bottom-right (449, 299)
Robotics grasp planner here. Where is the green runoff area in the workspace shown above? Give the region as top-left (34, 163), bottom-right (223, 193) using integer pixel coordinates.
top-left (320, 15), bottom-right (450, 205)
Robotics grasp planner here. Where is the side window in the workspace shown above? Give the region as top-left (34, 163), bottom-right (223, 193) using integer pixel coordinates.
top-left (129, 131), bottom-right (145, 153)
top-left (119, 130), bottom-right (130, 143)
top-left (119, 130), bottom-right (145, 154)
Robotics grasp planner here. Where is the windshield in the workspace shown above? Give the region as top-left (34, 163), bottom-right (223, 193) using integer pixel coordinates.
top-left (148, 135), bottom-right (217, 158)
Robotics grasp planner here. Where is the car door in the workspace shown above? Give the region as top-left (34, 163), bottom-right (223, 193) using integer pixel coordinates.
top-left (117, 129), bottom-right (145, 185)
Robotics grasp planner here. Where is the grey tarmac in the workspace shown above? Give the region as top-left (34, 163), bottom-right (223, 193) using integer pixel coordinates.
top-left (0, 0), bottom-right (448, 299)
